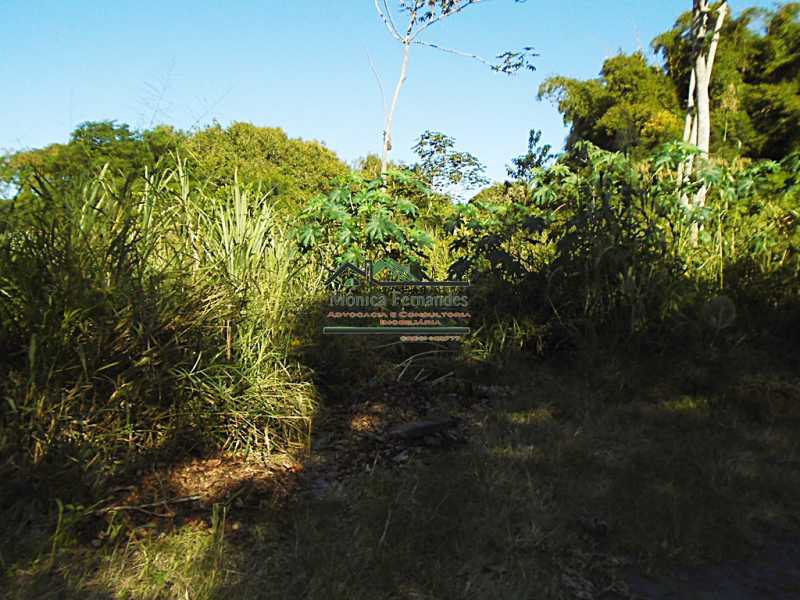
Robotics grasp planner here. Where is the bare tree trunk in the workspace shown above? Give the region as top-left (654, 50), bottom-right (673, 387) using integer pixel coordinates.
top-left (679, 0), bottom-right (728, 243)
top-left (692, 0), bottom-right (727, 209)
top-left (382, 41), bottom-right (411, 176)
top-left (684, 112), bottom-right (699, 212)
top-left (693, 59), bottom-right (711, 209)
top-left (677, 67), bottom-right (697, 206)
top-left (682, 69), bottom-right (697, 145)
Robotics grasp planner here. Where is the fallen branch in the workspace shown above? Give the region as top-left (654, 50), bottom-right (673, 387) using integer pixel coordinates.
top-left (94, 494), bottom-right (205, 517)
top-left (386, 417), bottom-right (458, 440)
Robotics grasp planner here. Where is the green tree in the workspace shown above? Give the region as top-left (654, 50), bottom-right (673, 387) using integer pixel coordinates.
top-left (507, 128), bottom-right (555, 182)
top-left (295, 170), bottom-right (434, 273)
top-left (354, 152), bottom-right (455, 230)
top-left (652, 1), bottom-right (800, 160)
top-left (538, 52), bottom-right (683, 157)
top-left (540, 3), bottom-right (800, 162)
top-left (183, 122), bottom-right (348, 208)
top-left (411, 130), bottom-right (488, 195)
top-left (2, 121), bottom-right (182, 202)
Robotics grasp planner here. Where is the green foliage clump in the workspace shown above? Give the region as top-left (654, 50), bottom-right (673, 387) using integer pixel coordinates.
top-left (539, 52), bottom-right (683, 156)
top-left (182, 121), bottom-right (348, 208)
top-left (295, 170), bottom-right (436, 274)
top-left (446, 139), bottom-right (800, 355)
top-left (411, 130), bottom-right (489, 194)
top-left (1, 121), bottom-right (183, 202)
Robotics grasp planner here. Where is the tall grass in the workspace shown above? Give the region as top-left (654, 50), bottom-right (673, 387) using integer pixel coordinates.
top-left (0, 155), bottom-right (324, 477)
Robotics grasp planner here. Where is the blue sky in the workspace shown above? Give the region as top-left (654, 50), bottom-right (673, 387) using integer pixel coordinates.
top-left (0, 0), bottom-right (781, 182)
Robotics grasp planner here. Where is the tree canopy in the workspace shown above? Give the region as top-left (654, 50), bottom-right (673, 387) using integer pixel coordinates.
top-left (539, 2), bottom-right (800, 161)
top-left (1, 121), bottom-right (350, 209)
top-left (182, 122), bottom-right (349, 205)
top-left (1, 121), bottom-right (182, 201)
top-left (538, 52), bottom-right (683, 157)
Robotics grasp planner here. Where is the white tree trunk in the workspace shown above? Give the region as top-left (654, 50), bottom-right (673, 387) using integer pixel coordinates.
top-left (677, 67), bottom-right (697, 205)
top-left (692, 0), bottom-right (727, 209)
top-left (382, 41), bottom-right (411, 175)
top-left (680, 0), bottom-right (728, 235)
top-left (682, 68), bottom-right (697, 144)
top-left (695, 0), bottom-right (727, 157)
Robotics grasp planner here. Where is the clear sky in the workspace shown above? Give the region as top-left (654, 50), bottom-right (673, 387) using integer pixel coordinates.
top-left (0, 0), bottom-right (780, 182)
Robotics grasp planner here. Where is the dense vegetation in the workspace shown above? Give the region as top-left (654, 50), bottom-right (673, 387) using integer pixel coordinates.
top-left (1, 2), bottom-right (798, 598)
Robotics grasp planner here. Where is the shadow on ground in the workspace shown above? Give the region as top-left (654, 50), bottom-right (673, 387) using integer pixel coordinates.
top-left (3, 338), bottom-right (800, 599)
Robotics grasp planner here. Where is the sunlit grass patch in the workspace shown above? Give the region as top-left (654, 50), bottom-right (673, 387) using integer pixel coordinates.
top-left (506, 406), bottom-right (555, 426)
top-left (661, 395), bottom-right (711, 416)
top-left (85, 505), bottom-right (234, 600)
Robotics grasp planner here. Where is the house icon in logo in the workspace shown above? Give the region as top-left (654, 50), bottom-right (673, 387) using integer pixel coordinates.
top-left (325, 260), bottom-right (469, 288)
top-left (324, 261), bottom-right (372, 286)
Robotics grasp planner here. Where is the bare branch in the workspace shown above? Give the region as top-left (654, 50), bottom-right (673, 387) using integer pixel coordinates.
top-left (705, 1), bottom-right (728, 75)
top-left (493, 47), bottom-right (538, 74)
top-left (94, 495), bottom-right (204, 516)
top-left (382, 42), bottom-right (412, 173)
top-left (375, 0), bottom-right (403, 41)
top-left (365, 47), bottom-right (388, 118)
top-left (374, 0), bottom-right (533, 175)
top-left (406, 2), bottom-right (421, 37)
top-left (412, 40), bottom-right (494, 68)
top-left (381, 0), bottom-right (402, 40)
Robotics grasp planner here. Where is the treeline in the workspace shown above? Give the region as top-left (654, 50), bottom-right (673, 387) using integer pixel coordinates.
top-left (1, 121), bottom-right (347, 208)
